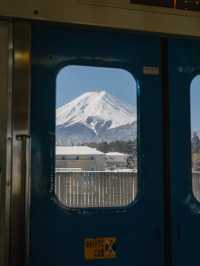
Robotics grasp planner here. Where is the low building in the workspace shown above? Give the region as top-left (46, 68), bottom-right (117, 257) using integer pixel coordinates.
top-left (106, 152), bottom-right (129, 170)
top-left (56, 146), bottom-right (106, 171)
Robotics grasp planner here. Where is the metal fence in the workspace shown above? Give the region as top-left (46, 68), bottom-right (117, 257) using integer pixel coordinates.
top-left (192, 171), bottom-right (200, 201)
top-left (55, 171), bottom-right (200, 208)
top-left (55, 171), bottom-right (137, 208)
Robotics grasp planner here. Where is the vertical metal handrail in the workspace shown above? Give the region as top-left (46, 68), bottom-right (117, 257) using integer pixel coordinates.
top-left (15, 135), bottom-right (31, 266)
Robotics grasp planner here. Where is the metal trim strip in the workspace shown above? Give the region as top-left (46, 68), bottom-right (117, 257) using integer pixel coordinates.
top-left (11, 22), bottom-right (31, 266)
top-left (0, 21), bottom-right (13, 266)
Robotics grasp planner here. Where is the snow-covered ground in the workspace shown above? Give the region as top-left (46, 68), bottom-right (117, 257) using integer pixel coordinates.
top-left (55, 168), bottom-right (137, 173)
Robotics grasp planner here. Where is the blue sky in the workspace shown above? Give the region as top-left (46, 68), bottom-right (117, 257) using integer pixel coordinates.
top-left (56, 65), bottom-right (200, 131)
top-left (56, 65), bottom-right (137, 107)
top-left (191, 75), bottom-right (200, 131)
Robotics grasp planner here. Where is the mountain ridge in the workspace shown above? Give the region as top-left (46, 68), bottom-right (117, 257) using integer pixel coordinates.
top-left (56, 90), bottom-right (137, 145)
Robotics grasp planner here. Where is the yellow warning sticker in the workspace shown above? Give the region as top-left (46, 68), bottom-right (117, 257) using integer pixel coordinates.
top-left (84, 237), bottom-right (117, 260)
top-left (143, 66), bottom-right (160, 76)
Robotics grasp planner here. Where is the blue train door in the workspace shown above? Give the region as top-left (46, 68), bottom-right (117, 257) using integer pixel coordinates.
top-left (169, 38), bottom-right (200, 266)
top-left (30, 23), bottom-right (164, 266)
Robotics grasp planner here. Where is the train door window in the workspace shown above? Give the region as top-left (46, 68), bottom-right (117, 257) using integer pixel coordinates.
top-left (191, 75), bottom-right (200, 201)
top-left (55, 65), bottom-right (138, 208)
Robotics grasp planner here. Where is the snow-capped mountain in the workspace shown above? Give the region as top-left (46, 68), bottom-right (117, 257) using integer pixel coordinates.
top-left (56, 90), bottom-right (137, 145)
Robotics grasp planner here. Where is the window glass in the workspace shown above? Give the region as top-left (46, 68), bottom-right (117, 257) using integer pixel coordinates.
top-left (55, 65), bottom-right (137, 208)
top-left (191, 75), bottom-right (200, 201)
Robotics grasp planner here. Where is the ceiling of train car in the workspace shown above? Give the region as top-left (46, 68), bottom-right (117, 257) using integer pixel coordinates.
top-left (0, 0), bottom-right (200, 37)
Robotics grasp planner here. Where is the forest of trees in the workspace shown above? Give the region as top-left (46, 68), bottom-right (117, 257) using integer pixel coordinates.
top-left (84, 140), bottom-right (138, 170)
top-left (80, 133), bottom-right (200, 171)
top-left (83, 140), bottom-right (137, 155)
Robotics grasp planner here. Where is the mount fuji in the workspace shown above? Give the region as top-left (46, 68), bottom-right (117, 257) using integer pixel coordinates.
top-left (56, 90), bottom-right (137, 145)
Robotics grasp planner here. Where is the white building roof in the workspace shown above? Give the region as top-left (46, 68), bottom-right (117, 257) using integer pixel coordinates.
top-left (106, 152), bottom-right (128, 156)
top-left (56, 146), bottom-right (104, 156)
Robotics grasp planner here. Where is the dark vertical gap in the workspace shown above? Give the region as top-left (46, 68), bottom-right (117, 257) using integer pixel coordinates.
top-left (160, 38), bottom-right (172, 266)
